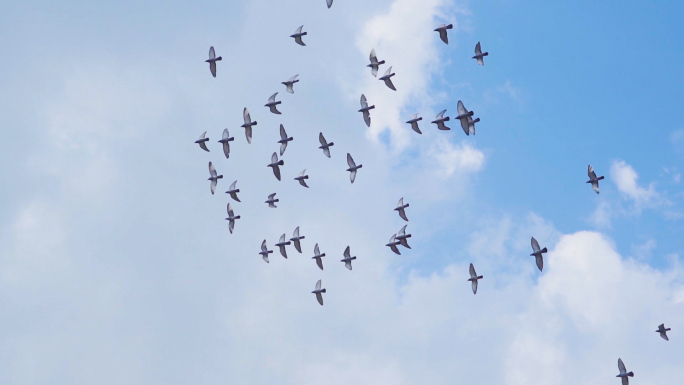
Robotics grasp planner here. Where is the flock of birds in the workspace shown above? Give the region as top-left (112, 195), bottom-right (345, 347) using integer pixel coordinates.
top-left (196, 3), bottom-right (671, 382)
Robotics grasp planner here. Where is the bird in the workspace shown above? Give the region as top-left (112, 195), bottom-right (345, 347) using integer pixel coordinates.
top-left (431, 109), bottom-right (451, 130)
top-left (656, 324), bottom-right (671, 341)
top-left (319, 132), bottom-right (334, 158)
top-left (406, 114), bottom-right (423, 134)
top-left (358, 94), bottom-right (375, 127)
top-left (291, 25), bottom-right (307, 46)
top-left (616, 358), bottom-right (634, 385)
top-left (587, 165), bottom-right (605, 194)
top-left (312, 243), bottom-right (325, 270)
top-left (386, 234), bottom-right (401, 255)
top-left (225, 203), bottom-right (240, 234)
top-left (456, 100), bottom-right (475, 135)
top-left (434, 24), bottom-right (453, 44)
top-left (367, 48), bottom-right (385, 77)
top-left (265, 92), bottom-right (282, 115)
top-left (206, 46), bottom-right (222, 77)
top-left (379, 66), bottom-right (397, 91)
top-left (218, 129), bottom-right (234, 158)
top-left (472, 42), bottom-right (489, 65)
top-left (195, 131), bottom-right (210, 152)
top-left (346, 153), bottom-right (363, 183)
top-left (259, 240), bottom-right (273, 263)
top-left (395, 198), bottom-right (409, 221)
top-left (278, 124), bottom-right (293, 156)
top-left (267, 152), bottom-right (284, 181)
top-left (276, 234), bottom-right (291, 258)
top-left (530, 237), bottom-right (548, 272)
top-left (241, 108), bottom-right (257, 144)
top-left (265, 193), bottom-right (279, 208)
top-left (341, 246), bottom-right (357, 270)
top-left (295, 169), bottom-right (309, 188)
top-left (325, 0), bottom-right (333, 8)
top-left (395, 225), bottom-right (411, 249)
top-left (282, 74), bottom-right (299, 94)
top-left (225, 180), bottom-right (241, 202)
top-left (468, 263), bottom-right (484, 294)
top-left (290, 226), bottom-right (305, 253)
top-left (312, 279), bottom-right (326, 306)
top-left (208, 162), bottom-right (223, 195)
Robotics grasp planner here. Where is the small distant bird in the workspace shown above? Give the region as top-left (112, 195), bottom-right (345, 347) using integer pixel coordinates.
top-left (386, 234), bottom-right (401, 255)
top-left (656, 324), bottom-right (671, 341)
top-left (278, 124), bottom-right (293, 156)
top-left (295, 169), bottom-right (309, 188)
top-left (195, 131), bottom-right (210, 152)
top-left (358, 94), bottom-right (375, 127)
top-left (225, 180), bottom-right (241, 202)
top-left (434, 24), bottom-right (453, 45)
top-left (616, 358), bottom-right (634, 385)
top-left (468, 263), bottom-right (483, 294)
top-left (587, 165), bottom-right (604, 194)
top-left (208, 162), bottom-right (223, 195)
top-left (225, 203), bottom-right (240, 234)
top-left (218, 129), bottom-right (234, 158)
top-left (290, 226), bottom-right (305, 253)
top-left (530, 237), bottom-right (548, 272)
top-left (267, 152), bottom-right (284, 181)
top-left (312, 279), bottom-right (326, 306)
top-left (241, 108), bottom-right (257, 144)
top-left (346, 153), bottom-right (363, 183)
top-left (206, 46), bottom-right (222, 77)
top-left (319, 132), bottom-right (334, 158)
top-left (341, 246), bottom-right (357, 270)
top-left (259, 240), bottom-right (273, 263)
top-left (406, 114), bottom-right (423, 134)
top-left (265, 193), bottom-right (279, 208)
top-left (282, 74), bottom-right (299, 94)
top-left (472, 42), bottom-right (489, 65)
top-left (379, 66), bottom-right (397, 91)
top-left (396, 225), bottom-right (411, 249)
top-left (265, 92), bottom-right (282, 115)
top-left (312, 243), bottom-right (325, 270)
top-left (395, 198), bottom-right (409, 221)
top-left (276, 234), bottom-right (291, 258)
top-left (326, 0), bottom-right (333, 8)
top-left (367, 48), bottom-right (385, 77)
top-left (456, 100), bottom-right (475, 135)
top-left (431, 109), bottom-right (451, 130)
top-left (291, 25), bottom-right (307, 46)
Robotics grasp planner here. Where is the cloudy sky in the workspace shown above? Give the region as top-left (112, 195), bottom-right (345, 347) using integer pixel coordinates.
top-left (1, 0), bottom-right (683, 383)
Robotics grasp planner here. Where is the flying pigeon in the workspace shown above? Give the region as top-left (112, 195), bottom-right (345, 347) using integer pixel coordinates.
top-left (282, 74), bottom-right (299, 94)
top-left (218, 129), bottom-right (234, 158)
top-left (346, 153), bottom-right (363, 183)
top-left (587, 165), bottom-right (604, 194)
top-left (406, 114), bottom-right (423, 134)
top-left (530, 237), bottom-right (548, 272)
top-left (358, 94), bottom-right (375, 127)
top-left (431, 109), bottom-right (451, 130)
top-left (208, 162), bottom-right (223, 195)
top-left (379, 66), bottom-right (397, 91)
top-left (276, 234), bottom-right (291, 258)
top-left (225, 180), bottom-right (241, 202)
top-left (290, 226), bottom-right (305, 253)
top-left (265, 92), bottom-right (282, 115)
top-left (319, 132), bottom-right (334, 158)
top-left (367, 48), bottom-right (385, 77)
top-left (291, 25), bottom-right (307, 46)
top-left (265, 193), bottom-right (279, 208)
top-left (259, 240), bottom-right (273, 263)
top-left (456, 100), bottom-right (475, 135)
top-left (295, 169), bottom-right (309, 188)
top-left (468, 263), bottom-right (484, 294)
top-left (312, 243), bottom-right (326, 270)
top-left (386, 234), bottom-right (401, 255)
top-left (656, 324), bottom-right (671, 341)
top-left (396, 225), bottom-right (411, 249)
top-left (341, 246), bottom-right (357, 270)
top-left (395, 198), bottom-right (409, 221)
top-left (225, 203), bottom-right (240, 234)
top-left (278, 124), bottom-right (293, 156)
top-left (472, 42), bottom-right (489, 65)
top-left (267, 152), bottom-right (284, 181)
top-left (434, 24), bottom-right (453, 44)
top-left (312, 279), bottom-right (326, 306)
top-left (616, 358), bottom-right (634, 385)
top-left (241, 108), bottom-right (257, 144)
top-left (206, 46), bottom-right (222, 77)
top-left (195, 131), bottom-right (210, 152)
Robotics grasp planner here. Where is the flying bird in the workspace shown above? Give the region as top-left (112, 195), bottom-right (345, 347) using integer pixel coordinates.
top-left (319, 132), bottom-right (334, 158)
top-left (291, 25), bottom-right (307, 46)
top-left (265, 193), bottom-right (279, 208)
top-left (290, 226), bottom-right (305, 253)
top-left (468, 263), bottom-right (484, 294)
top-left (267, 152), bottom-right (284, 181)
top-left (195, 131), bottom-right (210, 152)
top-left (312, 243), bottom-right (326, 270)
top-left (218, 129), bottom-right (234, 158)
top-left (206, 46), bottom-right (222, 77)
top-left (431, 109), bottom-right (451, 131)
top-left (276, 234), bottom-right (291, 258)
top-left (472, 42), bottom-right (489, 65)
top-left (530, 237), bottom-right (548, 272)
top-left (312, 279), bottom-right (326, 306)
top-left (358, 94), bottom-right (375, 127)
top-left (341, 246), bottom-right (357, 270)
top-left (587, 165), bottom-right (605, 194)
top-left (241, 108), bottom-right (257, 144)
top-left (208, 162), bottom-right (223, 195)
top-left (367, 48), bottom-right (385, 77)
top-left (395, 198), bottom-right (409, 221)
top-left (456, 100), bottom-right (475, 135)
top-left (386, 234), bottom-right (401, 255)
top-left (396, 225), bottom-right (411, 249)
top-left (225, 203), bottom-right (240, 234)
top-left (656, 324), bottom-right (671, 341)
top-left (406, 114), bottom-right (423, 134)
top-left (278, 124), bottom-right (293, 156)
top-left (616, 358), bottom-right (634, 385)
top-left (379, 66), bottom-right (397, 91)
top-left (265, 92), bottom-right (282, 115)
top-left (295, 169), bottom-right (309, 188)
top-left (346, 153), bottom-right (363, 183)
top-left (434, 24), bottom-right (453, 44)
top-left (259, 240), bottom-right (273, 263)
top-left (225, 180), bottom-right (241, 202)
top-left (282, 74), bottom-right (299, 94)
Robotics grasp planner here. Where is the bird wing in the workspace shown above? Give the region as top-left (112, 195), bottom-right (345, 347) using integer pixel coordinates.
top-left (588, 164), bottom-right (597, 179)
top-left (315, 257), bottom-right (324, 270)
top-left (295, 25), bottom-right (303, 34)
top-left (314, 243), bottom-right (320, 255)
top-left (293, 226), bottom-right (300, 239)
top-left (439, 29), bottom-right (449, 44)
top-left (469, 263), bottom-right (477, 278)
top-left (344, 246), bottom-right (351, 259)
top-left (621, 377), bottom-right (628, 385)
top-left (210, 61), bottom-right (216, 77)
top-left (398, 207), bottom-right (408, 221)
top-left (398, 225), bottom-right (407, 238)
top-left (345, 261), bottom-right (353, 270)
top-left (591, 181), bottom-right (600, 194)
top-left (384, 78), bottom-right (397, 91)
top-left (322, 147), bottom-right (331, 158)
top-left (209, 46), bottom-right (216, 59)
top-left (294, 36), bottom-right (305, 46)
top-left (271, 152), bottom-right (278, 164)
top-left (316, 292), bottom-right (324, 305)
top-left (436, 109), bottom-right (446, 119)
top-left (245, 126), bottom-right (252, 144)
top-left (360, 94), bottom-right (368, 108)
top-left (199, 131), bottom-right (207, 139)
top-left (273, 165), bottom-right (281, 181)
top-left (369, 49), bottom-right (378, 63)
top-left (371, 65), bottom-right (379, 77)
top-left (397, 197), bottom-right (404, 206)
top-left (390, 244), bottom-right (401, 255)
top-left (661, 331), bottom-right (669, 341)
top-left (288, 74), bottom-right (299, 82)
top-left (229, 180), bottom-right (237, 191)
top-left (382, 66), bottom-right (392, 77)
top-left (363, 111), bottom-right (371, 127)
top-left (535, 255), bottom-right (544, 272)
top-left (467, 115), bottom-right (476, 135)
top-left (472, 280), bottom-right (478, 294)
top-left (618, 358), bottom-right (626, 374)
top-left (222, 129), bottom-right (229, 140)
top-left (477, 57), bottom-right (484, 66)
top-left (269, 105), bottom-right (281, 114)
top-left (326, 0), bottom-right (333, 8)
top-left (475, 42), bottom-right (482, 56)
top-left (285, 83), bottom-right (294, 93)
top-left (262, 255), bottom-right (270, 263)
top-left (227, 203), bottom-right (234, 216)
top-left (531, 237), bottom-right (541, 252)
top-left (269, 92), bottom-right (278, 103)
top-left (280, 142), bottom-right (287, 156)
top-left (347, 153), bottom-right (356, 168)
top-left (209, 162), bottom-right (217, 177)
top-left (261, 239), bottom-right (268, 252)
top-left (268, 193), bottom-right (276, 200)
top-left (210, 179), bottom-right (217, 195)
top-left (457, 100), bottom-right (467, 116)
top-left (199, 141), bottom-right (209, 152)
top-left (243, 107), bottom-right (251, 124)
top-left (315, 279), bottom-right (321, 290)
top-left (228, 219), bottom-right (235, 234)
top-left (319, 132), bottom-right (327, 146)
top-left (349, 169), bottom-right (357, 183)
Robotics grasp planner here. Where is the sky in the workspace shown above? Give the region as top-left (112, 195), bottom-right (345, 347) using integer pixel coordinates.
top-left (0, 0), bottom-right (683, 384)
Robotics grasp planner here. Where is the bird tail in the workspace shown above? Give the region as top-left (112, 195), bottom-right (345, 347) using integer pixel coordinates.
top-left (478, 275), bottom-right (483, 279)
top-left (329, 142), bottom-right (334, 146)
top-left (482, 52), bottom-right (489, 57)
top-left (235, 215), bottom-right (241, 219)
top-left (472, 118), bottom-right (481, 123)
top-left (278, 160), bottom-right (284, 166)
top-left (598, 176), bottom-right (605, 180)
top-left (216, 56), bottom-right (223, 61)
top-left (627, 372), bottom-right (634, 377)
top-left (321, 288), bottom-right (327, 293)
top-left (357, 165), bottom-right (363, 169)
top-left (446, 24), bottom-right (453, 29)
top-left (217, 175), bottom-right (223, 179)
top-left (541, 247), bottom-right (547, 253)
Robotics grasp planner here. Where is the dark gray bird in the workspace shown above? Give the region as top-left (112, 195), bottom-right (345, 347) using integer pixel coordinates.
top-left (341, 246), bottom-right (356, 270)
top-left (291, 25), bottom-right (307, 46)
top-left (225, 203), bottom-right (240, 234)
top-left (472, 42), bottom-right (489, 65)
top-left (276, 234), bottom-right (291, 258)
top-left (434, 23), bottom-right (453, 44)
top-left (208, 162), bottom-right (223, 195)
top-left (358, 94), bottom-right (375, 127)
top-left (616, 358), bottom-right (634, 385)
top-left (265, 92), bottom-right (282, 114)
top-left (206, 46), bottom-right (222, 77)
top-left (319, 132), bottom-right (334, 158)
top-left (282, 74), bottom-right (299, 94)
top-left (312, 279), bottom-right (326, 305)
top-left (267, 152), bottom-right (284, 181)
top-left (431, 109), bottom-right (451, 131)
top-left (468, 263), bottom-right (483, 294)
top-left (395, 197), bottom-right (409, 221)
top-left (396, 225), bottom-right (411, 249)
top-left (195, 131), bottom-right (210, 152)
top-left (218, 129), bottom-right (234, 158)
top-left (379, 66), bottom-right (397, 91)
top-left (587, 165), bottom-right (604, 194)
top-left (367, 48), bottom-right (385, 77)
top-left (225, 180), bottom-right (241, 202)
top-left (312, 243), bottom-right (325, 270)
top-left (386, 234), bottom-right (401, 255)
top-left (530, 237), bottom-right (548, 272)
top-left (406, 114), bottom-right (423, 134)
top-left (241, 108), bottom-right (257, 144)
top-left (656, 324), bottom-right (671, 341)
top-left (295, 169), bottom-right (309, 188)
top-left (290, 226), bottom-right (305, 253)
top-left (456, 100), bottom-right (475, 135)
top-left (265, 193), bottom-right (279, 208)
top-left (346, 153), bottom-right (363, 183)
top-left (278, 124), bottom-right (293, 156)
top-left (259, 240), bottom-right (273, 263)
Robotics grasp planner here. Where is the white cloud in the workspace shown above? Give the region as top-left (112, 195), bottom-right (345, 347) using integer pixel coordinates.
top-left (610, 160), bottom-right (659, 208)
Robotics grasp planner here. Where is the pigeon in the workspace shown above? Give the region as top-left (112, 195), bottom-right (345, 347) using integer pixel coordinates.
top-left (259, 240), bottom-right (273, 263)
top-left (587, 165), bottom-right (605, 194)
top-left (208, 162), bottom-right (223, 195)
top-left (530, 237), bottom-right (548, 272)
top-left (341, 246), bottom-right (357, 270)
top-left (195, 131), bottom-right (210, 152)
top-left (276, 234), bottom-right (291, 258)
top-left (434, 24), bottom-right (453, 44)
top-left (291, 25), bottom-right (307, 46)
top-left (472, 42), bottom-right (489, 65)
top-left (265, 193), bottom-right (279, 208)
top-left (295, 169), bottom-right (309, 188)
top-left (312, 279), bottom-right (326, 306)
top-left (290, 226), bottom-right (305, 253)
top-left (468, 263), bottom-right (484, 294)
top-left (319, 132), bottom-right (334, 158)
top-left (206, 46), bottom-right (222, 77)
top-left (325, 0), bottom-right (333, 9)
top-left (395, 198), bottom-right (409, 221)
top-left (282, 75), bottom-right (299, 94)
top-left (346, 153), bottom-right (363, 183)
top-left (396, 225), bottom-right (412, 249)
top-left (386, 234), bottom-right (401, 255)
top-left (616, 358), bottom-right (634, 385)
top-left (267, 152), bottom-right (284, 181)
top-left (265, 92), bottom-right (282, 115)
top-left (312, 243), bottom-right (326, 270)
top-left (431, 109), bottom-right (451, 130)
top-left (656, 324), bottom-right (671, 341)
top-left (379, 66), bottom-right (397, 91)
top-left (225, 180), bottom-right (241, 202)
top-left (358, 94), bottom-right (375, 127)
top-left (225, 203), bottom-right (240, 234)
top-left (456, 100), bottom-right (475, 135)
top-left (406, 114), bottom-right (423, 134)
top-left (241, 108), bottom-right (257, 144)
top-left (218, 129), bottom-right (234, 158)
top-left (367, 48), bottom-right (385, 77)
top-left (278, 124), bottom-right (293, 156)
